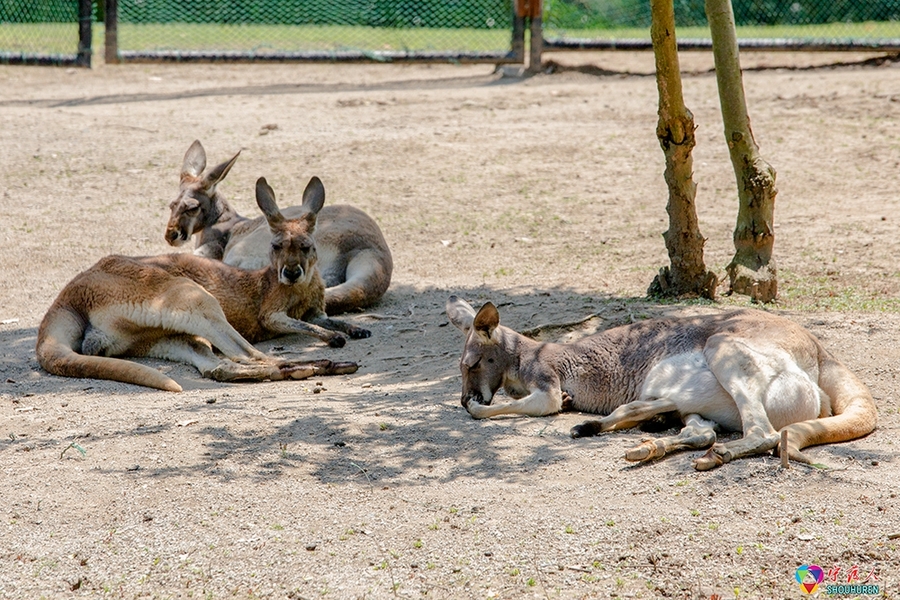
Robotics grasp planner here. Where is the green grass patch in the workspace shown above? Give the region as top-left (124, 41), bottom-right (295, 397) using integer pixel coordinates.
top-left (545, 20), bottom-right (900, 40)
top-left (117, 23), bottom-right (512, 53)
top-left (776, 271), bottom-right (900, 312)
top-left (5, 20), bottom-right (899, 58)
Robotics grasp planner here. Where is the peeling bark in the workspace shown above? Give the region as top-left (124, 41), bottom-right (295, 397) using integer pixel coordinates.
top-left (707, 0), bottom-right (778, 302)
top-left (647, 0), bottom-right (717, 300)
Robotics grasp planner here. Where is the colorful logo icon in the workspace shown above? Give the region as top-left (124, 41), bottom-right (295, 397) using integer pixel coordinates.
top-left (796, 564), bottom-right (825, 594)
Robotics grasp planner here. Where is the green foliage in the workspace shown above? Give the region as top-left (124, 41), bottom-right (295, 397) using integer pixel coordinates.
top-left (544, 0), bottom-right (900, 30)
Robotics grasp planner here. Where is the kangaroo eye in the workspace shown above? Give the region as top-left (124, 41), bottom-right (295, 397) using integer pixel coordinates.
top-left (271, 243), bottom-right (283, 251)
top-left (487, 358), bottom-right (494, 364)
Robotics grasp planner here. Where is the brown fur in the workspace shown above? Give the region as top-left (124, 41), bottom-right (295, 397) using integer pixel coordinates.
top-left (165, 140), bottom-right (393, 314)
top-left (447, 296), bottom-right (877, 470)
top-left (36, 178), bottom-right (366, 392)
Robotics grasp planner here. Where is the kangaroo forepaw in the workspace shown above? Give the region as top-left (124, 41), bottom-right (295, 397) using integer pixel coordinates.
top-left (348, 327), bottom-right (371, 339)
top-left (561, 391), bottom-right (574, 411)
top-left (327, 335), bottom-right (347, 348)
top-left (570, 420), bottom-right (603, 438)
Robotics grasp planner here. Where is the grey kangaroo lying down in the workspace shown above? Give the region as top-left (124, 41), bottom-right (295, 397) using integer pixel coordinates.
top-left (165, 140), bottom-right (393, 314)
top-left (446, 296), bottom-right (876, 470)
top-left (36, 178), bottom-right (367, 393)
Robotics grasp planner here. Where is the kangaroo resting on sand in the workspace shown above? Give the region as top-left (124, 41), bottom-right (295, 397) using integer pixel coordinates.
top-left (36, 177), bottom-right (368, 393)
top-left (446, 297), bottom-right (877, 470)
top-left (165, 140), bottom-right (393, 315)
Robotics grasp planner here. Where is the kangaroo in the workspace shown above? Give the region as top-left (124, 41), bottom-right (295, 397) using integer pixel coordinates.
top-left (165, 140), bottom-right (393, 315)
top-left (36, 177), bottom-right (369, 393)
top-left (446, 296), bottom-right (877, 471)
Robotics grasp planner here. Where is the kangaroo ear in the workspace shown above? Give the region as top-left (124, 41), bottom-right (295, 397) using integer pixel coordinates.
top-left (202, 149), bottom-right (240, 193)
top-left (446, 295), bottom-right (477, 332)
top-left (473, 302), bottom-right (500, 338)
top-left (255, 177), bottom-right (285, 228)
top-left (302, 176), bottom-right (326, 215)
top-left (181, 140), bottom-right (206, 180)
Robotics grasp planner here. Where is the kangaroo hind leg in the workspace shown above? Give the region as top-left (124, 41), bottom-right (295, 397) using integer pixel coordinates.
top-left (625, 414), bottom-right (718, 462)
top-left (694, 338), bottom-right (808, 470)
top-left (154, 278), bottom-right (271, 362)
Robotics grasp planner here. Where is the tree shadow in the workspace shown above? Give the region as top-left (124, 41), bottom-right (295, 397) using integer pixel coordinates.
top-left (4, 282), bottom-right (884, 487)
top-left (0, 70), bottom-right (525, 109)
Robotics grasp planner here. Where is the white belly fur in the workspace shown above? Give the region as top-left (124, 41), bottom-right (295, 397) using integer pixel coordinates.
top-left (640, 351), bottom-right (824, 432)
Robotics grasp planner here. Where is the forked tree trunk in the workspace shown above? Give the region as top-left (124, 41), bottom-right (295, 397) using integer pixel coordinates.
top-left (706, 0), bottom-right (778, 302)
top-left (647, 0), bottom-right (717, 300)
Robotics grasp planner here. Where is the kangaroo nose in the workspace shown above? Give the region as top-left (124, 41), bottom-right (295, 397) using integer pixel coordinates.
top-left (462, 390), bottom-right (484, 408)
top-left (166, 229), bottom-right (179, 243)
top-left (281, 265), bottom-right (304, 283)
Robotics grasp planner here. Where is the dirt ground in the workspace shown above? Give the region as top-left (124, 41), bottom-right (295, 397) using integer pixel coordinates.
top-left (1, 50), bottom-right (899, 599)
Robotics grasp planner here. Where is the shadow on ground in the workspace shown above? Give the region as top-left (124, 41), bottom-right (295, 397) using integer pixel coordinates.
top-left (3, 282), bottom-right (888, 489)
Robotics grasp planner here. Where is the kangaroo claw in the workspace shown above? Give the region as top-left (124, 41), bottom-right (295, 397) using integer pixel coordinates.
top-left (280, 364), bottom-right (317, 380)
top-left (278, 359), bottom-right (359, 379)
top-left (322, 361), bottom-right (359, 375)
top-left (693, 447), bottom-right (726, 471)
top-left (625, 439), bottom-right (664, 462)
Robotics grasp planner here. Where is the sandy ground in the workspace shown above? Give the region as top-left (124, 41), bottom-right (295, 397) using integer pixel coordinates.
top-left (1, 51), bottom-right (899, 599)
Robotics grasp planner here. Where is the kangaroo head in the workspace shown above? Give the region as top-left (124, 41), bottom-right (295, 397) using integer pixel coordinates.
top-left (446, 296), bottom-right (513, 408)
top-left (255, 176), bottom-right (323, 286)
top-left (166, 140), bottom-right (240, 246)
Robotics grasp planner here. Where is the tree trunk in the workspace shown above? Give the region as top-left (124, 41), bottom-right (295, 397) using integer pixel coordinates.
top-left (647, 0), bottom-right (717, 300)
top-left (706, 0), bottom-right (778, 302)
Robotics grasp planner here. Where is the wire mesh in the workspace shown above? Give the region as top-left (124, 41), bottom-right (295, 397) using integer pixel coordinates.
top-left (0, 0), bottom-right (95, 65)
top-left (544, 0), bottom-right (900, 49)
top-left (113, 0), bottom-right (518, 62)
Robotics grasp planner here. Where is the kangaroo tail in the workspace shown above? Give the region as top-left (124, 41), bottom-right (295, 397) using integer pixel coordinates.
top-left (324, 249), bottom-right (392, 315)
top-left (36, 307), bottom-right (182, 393)
top-left (780, 353), bottom-right (876, 462)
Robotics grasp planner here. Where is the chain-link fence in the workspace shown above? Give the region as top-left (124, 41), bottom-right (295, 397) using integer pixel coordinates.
top-left (0, 0), bottom-right (94, 65)
top-left (544, 0), bottom-right (900, 51)
top-left (109, 0), bottom-right (521, 62)
top-left (4, 0), bottom-right (900, 66)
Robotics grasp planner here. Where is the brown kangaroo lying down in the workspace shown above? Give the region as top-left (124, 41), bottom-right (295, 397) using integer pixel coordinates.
top-left (446, 296), bottom-right (877, 470)
top-left (165, 140), bottom-right (393, 314)
top-left (36, 178), bottom-right (368, 393)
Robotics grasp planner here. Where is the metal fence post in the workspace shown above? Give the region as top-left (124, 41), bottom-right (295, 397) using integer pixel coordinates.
top-left (76, 0), bottom-right (92, 67)
top-left (516, 0), bottom-right (543, 72)
top-left (105, 0), bottom-right (119, 64)
top-left (512, 13), bottom-right (526, 63)
top-left (529, 5), bottom-right (543, 72)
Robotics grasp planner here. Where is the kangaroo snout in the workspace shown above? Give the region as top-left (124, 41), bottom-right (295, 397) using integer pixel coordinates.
top-left (166, 227), bottom-right (187, 246)
top-left (280, 265), bottom-right (304, 284)
top-left (462, 390), bottom-right (486, 408)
